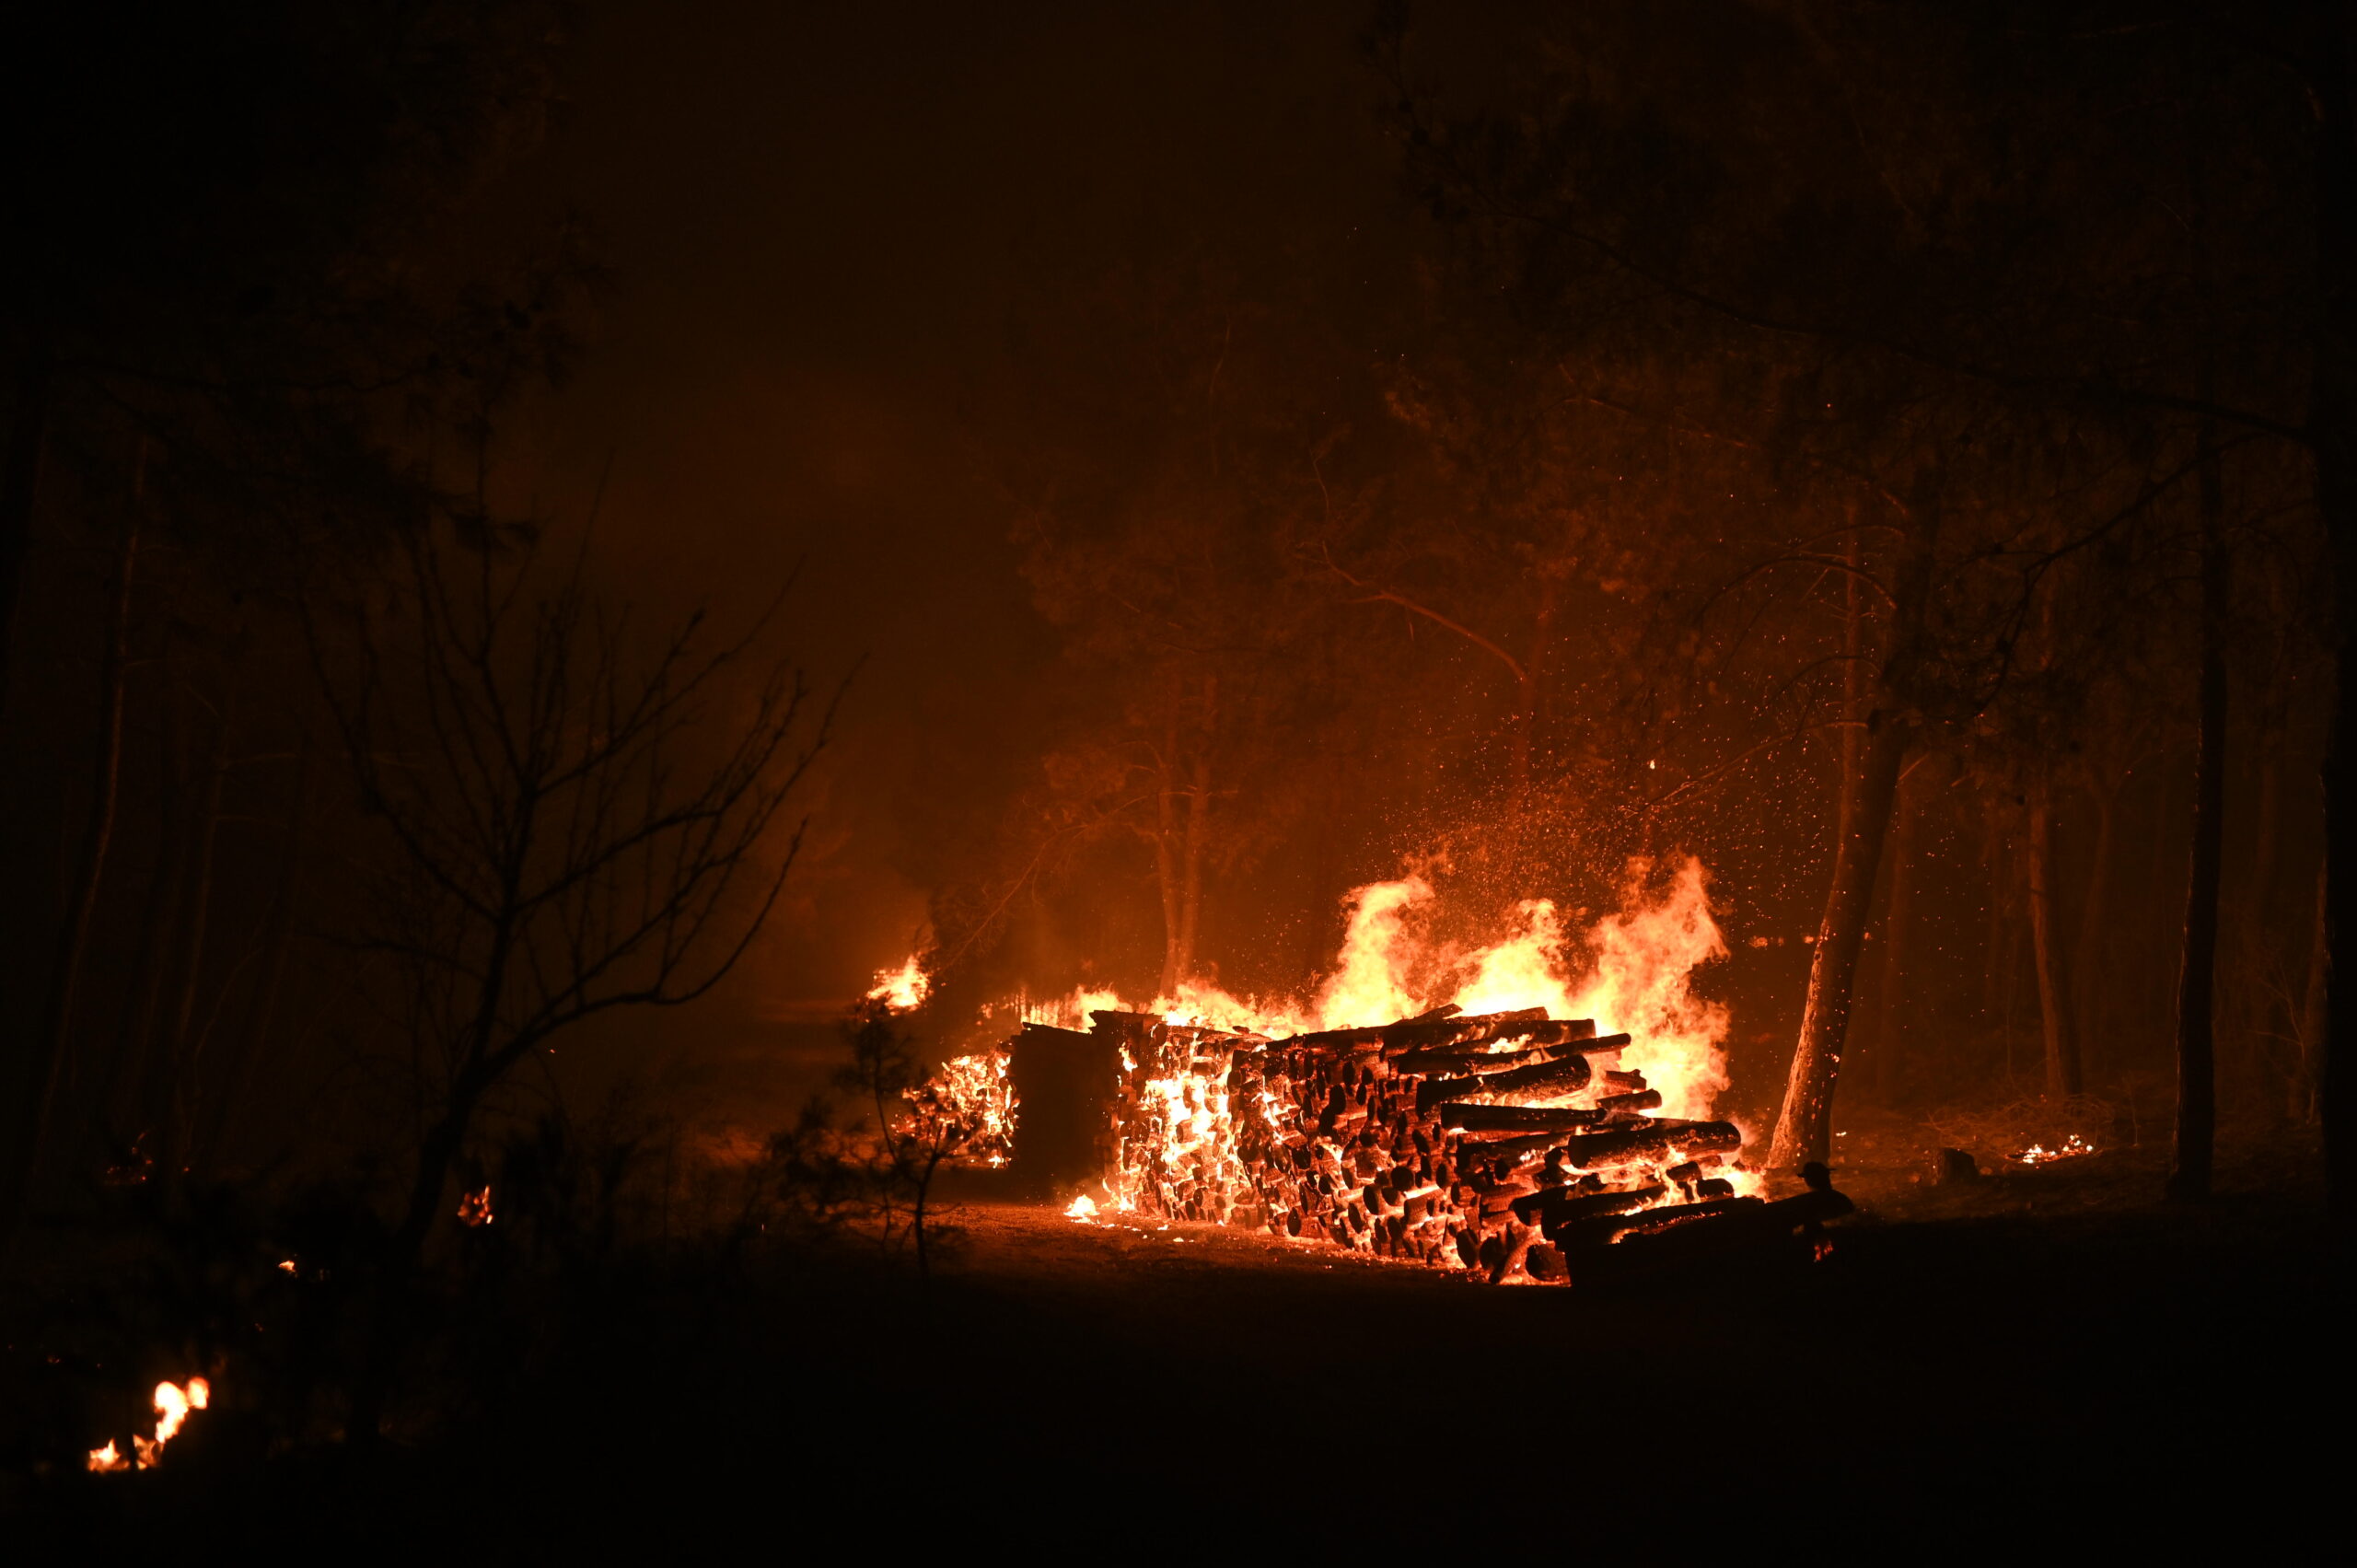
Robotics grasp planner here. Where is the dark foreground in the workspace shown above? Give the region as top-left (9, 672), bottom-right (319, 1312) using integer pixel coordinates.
top-left (6, 1136), bottom-right (2343, 1551)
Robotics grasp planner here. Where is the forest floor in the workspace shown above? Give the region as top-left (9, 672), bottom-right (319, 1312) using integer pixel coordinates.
top-left (9, 1124), bottom-right (2340, 1551)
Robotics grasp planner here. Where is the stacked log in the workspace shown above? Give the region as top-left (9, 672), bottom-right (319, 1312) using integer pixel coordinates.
top-left (1036, 1006), bottom-right (1845, 1283)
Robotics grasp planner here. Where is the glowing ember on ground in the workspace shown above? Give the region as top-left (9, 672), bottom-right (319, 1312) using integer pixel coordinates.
top-left (867, 954), bottom-right (931, 1011)
top-left (1063, 1193), bottom-right (1098, 1220)
top-left (457, 1185), bottom-right (494, 1225)
top-left (2015, 1135), bottom-right (2096, 1166)
top-left (87, 1378), bottom-right (211, 1472)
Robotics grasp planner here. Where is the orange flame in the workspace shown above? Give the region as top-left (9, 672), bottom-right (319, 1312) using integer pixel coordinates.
top-left (87, 1377), bottom-right (211, 1473)
top-left (1315, 877), bottom-right (1436, 1028)
top-left (898, 1048), bottom-right (1019, 1167)
top-left (867, 953), bottom-right (930, 1012)
top-left (988, 855), bottom-right (1753, 1245)
top-left (1017, 857), bottom-right (1733, 1123)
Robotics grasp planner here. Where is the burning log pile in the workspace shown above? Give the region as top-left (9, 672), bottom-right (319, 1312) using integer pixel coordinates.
top-left (1074, 1004), bottom-right (1846, 1283)
top-left (897, 1049), bottom-right (1019, 1167)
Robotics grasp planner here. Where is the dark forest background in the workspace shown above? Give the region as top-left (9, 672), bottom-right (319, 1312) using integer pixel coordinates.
top-left (1, 0), bottom-right (2341, 1211)
top-left (0, 0), bottom-right (2347, 1483)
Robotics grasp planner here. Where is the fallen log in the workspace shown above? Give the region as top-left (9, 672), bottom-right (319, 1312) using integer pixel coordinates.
top-left (1515, 1182), bottom-right (1665, 1225)
top-left (1600, 1182), bottom-right (1855, 1269)
top-left (1596, 1089), bottom-right (1662, 1114)
top-left (1561, 1121), bottom-right (1742, 1171)
top-left (1459, 1132), bottom-right (1560, 1168)
top-left (1378, 1011), bottom-right (1586, 1059)
top-left (1393, 1033), bottom-right (1621, 1080)
top-left (1467, 1053), bottom-right (1600, 1098)
top-left (1552, 1194), bottom-right (1762, 1249)
top-left (1415, 1046), bottom-right (1630, 1109)
top-left (1436, 1104), bottom-right (1605, 1133)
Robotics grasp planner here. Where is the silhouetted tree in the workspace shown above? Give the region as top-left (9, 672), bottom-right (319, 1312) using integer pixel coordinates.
top-left (308, 523), bottom-right (828, 1441)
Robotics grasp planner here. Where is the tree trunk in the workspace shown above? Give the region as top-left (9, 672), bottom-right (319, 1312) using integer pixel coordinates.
top-left (1868, 765), bottom-right (1918, 1099)
top-left (2298, 854), bottom-right (2328, 1122)
top-left (2169, 425), bottom-right (2230, 1202)
top-left (1174, 674), bottom-right (1214, 990)
top-left (1769, 707), bottom-right (1910, 1168)
top-left (94, 653), bottom-right (183, 1160)
top-left (1506, 573), bottom-right (1559, 843)
top-left (1838, 518), bottom-right (1864, 842)
top-left (149, 703), bottom-right (227, 1182)
top-left (2027, 766), bottom-right (2084, 1097)
top-left (1771, 479), bottom-right (1934, 1170)
top-left (1981, 804), bottom-right (2012, 1024)
top-left (1155, 683), bottom-right (1183, 996)
top-left (0, 507), bottom-right (135, 1255)
top-left (2071, 778), bottom-right (2118, 1082)
top-left (196, 748), bottom-right (309, 1176)
top-left (347, 1096), bottom-right (474, 1445)
top-left (2233, 730), bottom-right (2285, 1115)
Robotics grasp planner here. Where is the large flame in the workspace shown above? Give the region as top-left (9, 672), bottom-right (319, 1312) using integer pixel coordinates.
top-left (868, 954), bottom-right (931, 1011)
top-left (1563, 858), bottom-right (1729, 1121)
top-left (1018, 857), bottom-right (1729, 1121)
top-left (1314, 876), bottom-right (1436, 1028)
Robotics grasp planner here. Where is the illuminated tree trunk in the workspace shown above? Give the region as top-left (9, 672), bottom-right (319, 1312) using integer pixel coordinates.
top-left (1154, 704), bottom-right (1181, 993)
top-left (1839, 522), bottom-right (1864, 840)
top-left (1155, 672), bottom-right (1214, 996)
top-left (1868, 768), bottom-right (1917, 1099)
top-left (2297, 854), bottom-right (2328, 1121)
top-left (1771, 709), bottom-right (1910, 1168)
top-left (2072, 779), bottom-right (2118, 1079)
top-left (2234, 715), bottom-right (2286, 1107)
top-left (2027, 767), bottom-right (2083, 1098)
top-left (1771, 478), bottom-right (1935, 1170)
top-left (1981, 807), bottom-right (2012, 1024)
top-left (1506, 573), bottom-right (1560, 840)
top-left (1173, 675), bottom-right (1214, 993)
top-left (2168, 424), bottom-right (2228, 1202)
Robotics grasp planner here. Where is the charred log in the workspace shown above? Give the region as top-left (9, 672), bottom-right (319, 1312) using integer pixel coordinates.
top-left (1552, 1195), bottom-right (1763, 1249)
top-left (1561, 1121), bottom-right (1742, 1171)
top-left (1436, 1104), bottom-right (1606, 1133)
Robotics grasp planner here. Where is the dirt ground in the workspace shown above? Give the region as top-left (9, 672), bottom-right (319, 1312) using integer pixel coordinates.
top-left (10, 1129), bottom-right (2341, 1551)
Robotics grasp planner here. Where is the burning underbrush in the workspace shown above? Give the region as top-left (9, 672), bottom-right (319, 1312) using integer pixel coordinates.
top-left (911, 857), bottom-right (1854, 1283)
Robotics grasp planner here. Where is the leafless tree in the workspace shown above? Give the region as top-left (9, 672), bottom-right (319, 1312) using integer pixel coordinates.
top-left (308, 524), bottom-right (830, 1440)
